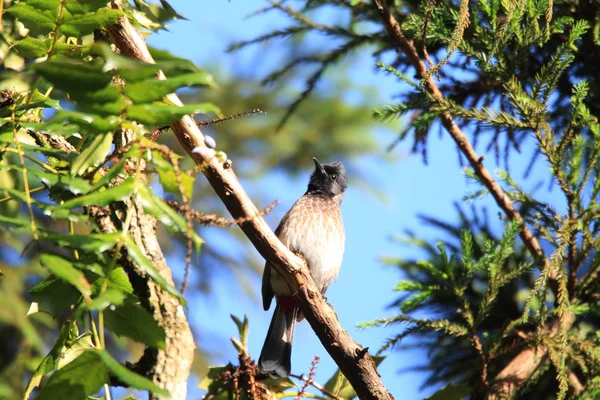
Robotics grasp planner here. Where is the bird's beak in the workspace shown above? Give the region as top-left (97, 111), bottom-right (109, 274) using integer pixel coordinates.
top-left (312, 157), bottom-right (326, 174)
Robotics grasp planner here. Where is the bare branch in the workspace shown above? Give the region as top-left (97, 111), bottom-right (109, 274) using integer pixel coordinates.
top-left (106, 4), bottom-right (393, 399)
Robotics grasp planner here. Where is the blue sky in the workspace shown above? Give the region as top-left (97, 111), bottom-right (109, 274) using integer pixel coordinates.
top-left (147, 1), bottom-right (565, 398)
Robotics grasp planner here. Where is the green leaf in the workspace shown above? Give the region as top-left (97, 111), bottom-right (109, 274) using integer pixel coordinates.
top-left (64, 0), bottom-right (111, 14)
top-left (56, 333), bottom-right (95, 370)
top-left (323, 356), bottom-right (385, 399)
top-left (98, 350), bottom-right (170, 397)
top-left (12, 36), bottom-right (49, 59)
top-left (124, 236), bottom-right (186, 305)
top-left (199, 366), bottom-right (229, 390)
top-left (93, 43), bottom-right (198, 81)
top-left (88, 289), bottom-right (126, 311)
top-left (43, 232), bottom-right (120, 253)
top-left (50, 110), bottom-right (121, 134)
top-left (69, 86), bottom-right (126, 116)
top-left (136, 184), bottom-right (203, 252)
top-left (152, 151), bottom-right (194, 199)
top-left (5, 3), bottom-right (56, 36)
top-left (127, 102), bottom-right (220, 126)
top-left (104, 297), bottom-right (166, 349)
top-left (230, 315), bottom-right (249, 347)
top-left (52, 177), bottom-right (136, 211)
top-left (90, 147), bottom-right (134, 191)
top-left (105, 267), bottom-right (134, 294)
top-left (0, 214), bottom-right (30, 230)
top-left (29, 275), bottom-right (81, 317)
top-left (24, 321), bottom-right (75, 399)
top-left (70, 132), bottom-right (113, 176)
top-left (125, 72), bottom-right (216, 104)
top-left (61, 8), bottom-right (123, 37)
top-left (33, 61), bottom-right (113, 92)
top-left (36, 351), bottom-right (108, 400)
top-left (424, 383), bottom-right (471, 400)
top-left (40, 254), bottom-right (92, 297)
top-left (0, 164), bottom-right (91, 195)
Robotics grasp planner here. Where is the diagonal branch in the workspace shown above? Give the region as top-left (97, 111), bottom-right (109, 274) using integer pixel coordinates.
top-left (371, 0), bottom-right (575, 397)
top-left (106, 4), bottom-right (393, 400)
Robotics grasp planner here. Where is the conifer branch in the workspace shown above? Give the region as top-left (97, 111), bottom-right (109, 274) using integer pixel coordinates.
top-left (371, 0), bottom-right (576, 396)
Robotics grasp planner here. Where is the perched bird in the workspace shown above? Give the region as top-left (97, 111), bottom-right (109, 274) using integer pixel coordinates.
top-left (259, 157), bottom-right (347, 378)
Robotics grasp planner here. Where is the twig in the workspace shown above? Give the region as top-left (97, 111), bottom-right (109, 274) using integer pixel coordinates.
top-left (166, 199), bottom-right (279, 228)
top-left (107, 4), bottom-right (393, 399)
top-left (290, 371), bottom-right (343, 400)
top-left (296, 356), bottom-right (319, 400)
top-left (370, 0), bottom-right (574, 397)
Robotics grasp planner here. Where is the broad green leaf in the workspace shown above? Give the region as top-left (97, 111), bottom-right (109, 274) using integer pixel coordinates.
top-left (51, 110), bottom-right (121, 134)
top-left (125, 72), bottom-right (216, 104)
top-left (36, 351), bottom-right (107, 400)
top-left (323, 356), bottom-right (385, 399)
top-left (0, 165), bottom-right (91, 195)
top-left (41, 254), bottom-right (92, 297)
top-left (61, 8), bottom-right (123, 37)
top-left (15, 88), bottom-right (61, 111)
top-left (136, 184), bottom-right (203, 252)
top-left (29, 275), bottom-right (81, 317)
top-left (104, 297), bottom-right (166, 349)
top-left (24, 321), bottom-right (75, 399)
top-left (152, 151), bottom-right (194, 199)
top-left (52, 177), bottom-right (136, 211)
top-left (199, 366), bottom-right (229, 390)
top-left (90, 146), bottom-right (135, 191)
top-left (5, 3), bottom-right (56, 36)
top-left (43, 232), bottom-right (120, 253)
top-left (424, 383), bottom-right (471, 400)
top-left (98, 350), bottom-right (170, 397)
top-left (93, 43), bottom-right (198, 81)
top-left (70, 132), bottom-right (113, 176)
top-left (56, 333), bottom-right (95, 370)
top-left (105, 267), bottom-right (134, 294)
top-left (88, 289), bottom-right (126, 311)
top-left (64, 0), bottom-right (111, 14)
top-left (12, 36), bottom-right (49, 59)
top-left (127, 102), bottom-right (220, 126)
top-left (69, 86), bottom-right (126, 116)
top-left (33, 61), bottom-right (113, 92)
top-left (0, 214), bottom-right (30, 230)
top-left (124, 236), bottom-right (185, 305)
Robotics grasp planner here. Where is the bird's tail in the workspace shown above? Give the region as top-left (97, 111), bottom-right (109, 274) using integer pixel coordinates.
top-left (258, 304), bottom-right (298, 378)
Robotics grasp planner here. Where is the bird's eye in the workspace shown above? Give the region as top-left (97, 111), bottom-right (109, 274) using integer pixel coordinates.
top-left (331, 174), bottom-right (337, 181)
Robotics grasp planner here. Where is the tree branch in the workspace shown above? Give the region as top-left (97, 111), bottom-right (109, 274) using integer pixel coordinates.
top-left (370, 0), bottom-right (575, 397)
top-left (106, 5), bottom-right (393, 400)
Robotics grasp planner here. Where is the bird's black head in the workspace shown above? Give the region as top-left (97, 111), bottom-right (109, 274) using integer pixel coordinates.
top-left (306, 157), bottom-right (347, 197)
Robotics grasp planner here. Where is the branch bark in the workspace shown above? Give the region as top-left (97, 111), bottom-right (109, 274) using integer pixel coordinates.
top-left (370, 0), bottom-right (575, 397)
top-left (106, 5), bottom-right (393, 400)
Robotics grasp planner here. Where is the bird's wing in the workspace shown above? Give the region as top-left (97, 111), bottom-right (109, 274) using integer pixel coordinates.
top-left (261, 262), bottom-right (274, 311)
top-left (262, 211), bottom-right (290, 310)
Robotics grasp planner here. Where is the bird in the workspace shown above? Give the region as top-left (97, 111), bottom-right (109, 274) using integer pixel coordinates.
top-left (258, 157), bottom-right (347, 378)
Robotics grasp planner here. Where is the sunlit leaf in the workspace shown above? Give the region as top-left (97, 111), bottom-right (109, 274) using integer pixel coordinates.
top-left (29, 275), bottom-right (81, 317)
top-left (104, 297), bottom-right (166, 349)
top-left (70, 132), bottom-right (113, 176)
top-left (40, 254), bottom-right (92, 298)
top-left (12, 36), bottom-right (49, 59)
top-left (124, 236), bottom-right (186, 305)
top-left (36, 351), bottom-right (107, 400)
top-left (6, 3), bottom-right (57, 36)
top-left (127, 102), bottom-right (220, 126)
